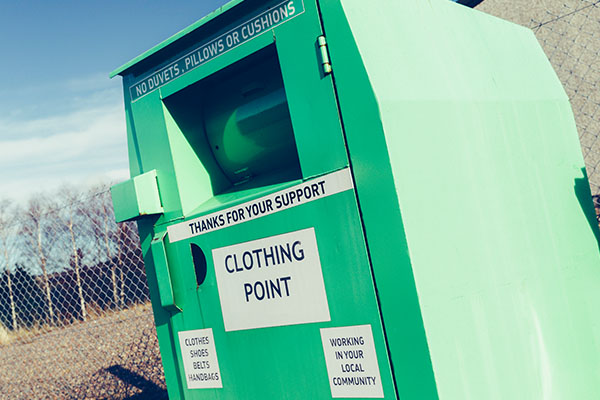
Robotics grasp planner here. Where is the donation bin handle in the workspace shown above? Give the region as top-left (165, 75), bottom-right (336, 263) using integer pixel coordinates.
top-left (151, 231), bottom-right (182, 313)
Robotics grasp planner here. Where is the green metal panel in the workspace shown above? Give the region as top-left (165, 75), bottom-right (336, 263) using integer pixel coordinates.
top-left (138, 216), bottom-right (186, 400)
top-left (113, 1), bottom-right (395, 399)
top-left (152, 230), bottom-right (182, 313)
top-left (319, 0), bottom-right (600, 398)
top-left (110, 170), bottom-right (163, 222)
top-left (164, 180), bottom-right (397, 399)
top-left (110, 0), bottom-right (600, 399)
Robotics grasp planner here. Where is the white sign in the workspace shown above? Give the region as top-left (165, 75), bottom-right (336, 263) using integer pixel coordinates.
top-left (167, 168), bottom-right (354, 243)
top-left (178, 328), bottom-right (223, 389)
top-left (320, 325), bottom-right (384, 398)
top-left (212, 228), bottom-right (330, 331)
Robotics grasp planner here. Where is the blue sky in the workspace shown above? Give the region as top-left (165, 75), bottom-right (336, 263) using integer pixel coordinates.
top-left (0, 0), bottom-right (228, 201)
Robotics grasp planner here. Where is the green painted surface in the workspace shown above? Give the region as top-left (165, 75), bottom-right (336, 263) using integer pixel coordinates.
top-left (166, 185), bottom-right (396, 399)
top-left (111, 170), bottom-right (163, 222)
top-left (113, 1), bottom-right (400, 398)
top-left (110, 0), bottom-right (600, 399)
top-left (324, 0), bottom-right (600, 398)
top-left (317, 1), bottom-right (440, 397)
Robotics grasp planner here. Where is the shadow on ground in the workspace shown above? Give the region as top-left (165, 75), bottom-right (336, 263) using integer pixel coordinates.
top-left (107, 365), bottom-right (167, 400)
top-left (66, 320), bottom-right (168, 400)
top-left (68, 363), bottom-right (167, 400)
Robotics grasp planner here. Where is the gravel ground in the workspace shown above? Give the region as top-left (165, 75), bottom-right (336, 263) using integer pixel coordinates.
top-left (0, 304), bottom-right (167, 400)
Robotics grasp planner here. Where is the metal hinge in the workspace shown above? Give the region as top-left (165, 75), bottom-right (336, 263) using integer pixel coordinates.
top-left (317, 35), bottom-right (332, 75)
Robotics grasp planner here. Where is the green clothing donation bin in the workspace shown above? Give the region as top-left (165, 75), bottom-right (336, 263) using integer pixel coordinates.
top-left (110, 0), bottom-right (600, 399)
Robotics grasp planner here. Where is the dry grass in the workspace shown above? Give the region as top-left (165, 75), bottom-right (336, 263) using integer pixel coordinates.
top-left (0, 302), bottom-right (153, 347)
top-left (0, 320), bottom-right (70, 346)
top-left (0, 322), bottom-right (12, 345)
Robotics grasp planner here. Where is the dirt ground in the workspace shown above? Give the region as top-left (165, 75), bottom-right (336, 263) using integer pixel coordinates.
top-left (0, 304), bottom-right (167, 400)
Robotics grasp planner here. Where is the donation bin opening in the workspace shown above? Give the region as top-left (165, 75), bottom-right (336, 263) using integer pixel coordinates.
top-left (164, 46), bottom-right (302, 192)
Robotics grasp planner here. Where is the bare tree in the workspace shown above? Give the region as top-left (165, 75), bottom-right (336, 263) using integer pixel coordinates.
top-left (0, 199), bottom-right (18, 330)
top-left (88, 185), bottom-right (121, 308)
top-left (115, 221), bottom-right (140, 307)
top-left (56, 186), bottom-right (87, 321)
top-left (116, 222), bottom-right (127, 307)
top-left (21, 196), bottom-right (54, 324)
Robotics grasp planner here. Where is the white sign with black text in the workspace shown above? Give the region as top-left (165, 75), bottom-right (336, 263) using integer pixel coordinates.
top-left (212, 228), bottom-right (330, 331)
top-left (167, 168), bottom-right (354, 243)
top-left (320, 325), bottom-right (384, 398)
top-left (178, 328), bottom-right (223, 389)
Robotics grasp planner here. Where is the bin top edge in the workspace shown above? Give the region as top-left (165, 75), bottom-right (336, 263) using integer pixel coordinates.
top-left (109, 0), bottom-right (245, 78)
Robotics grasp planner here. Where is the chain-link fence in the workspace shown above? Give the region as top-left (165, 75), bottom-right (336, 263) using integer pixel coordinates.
top-left (0, 187), bottom-right (166, 399)
top-left (477, 0), bottom-right (600, 213)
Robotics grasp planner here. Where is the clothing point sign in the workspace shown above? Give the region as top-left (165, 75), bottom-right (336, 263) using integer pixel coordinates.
top-left (129, 0), bottom-right (305, 101)
top-left (212, 228), bottom-right (330, 332)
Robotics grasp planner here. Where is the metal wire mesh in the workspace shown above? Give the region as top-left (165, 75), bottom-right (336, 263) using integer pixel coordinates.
top-left (477, 0), bottom-right (600, 196)
top-left (0, 187), bottom-right (166, 399)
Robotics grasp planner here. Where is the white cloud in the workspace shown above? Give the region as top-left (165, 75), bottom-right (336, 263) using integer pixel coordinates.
top-left (0, 106), bottom-right (124, 165)
top-left (0, 76), bottom-right (130, 202)
top-left (0, 73), bottom-right (122, 123)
